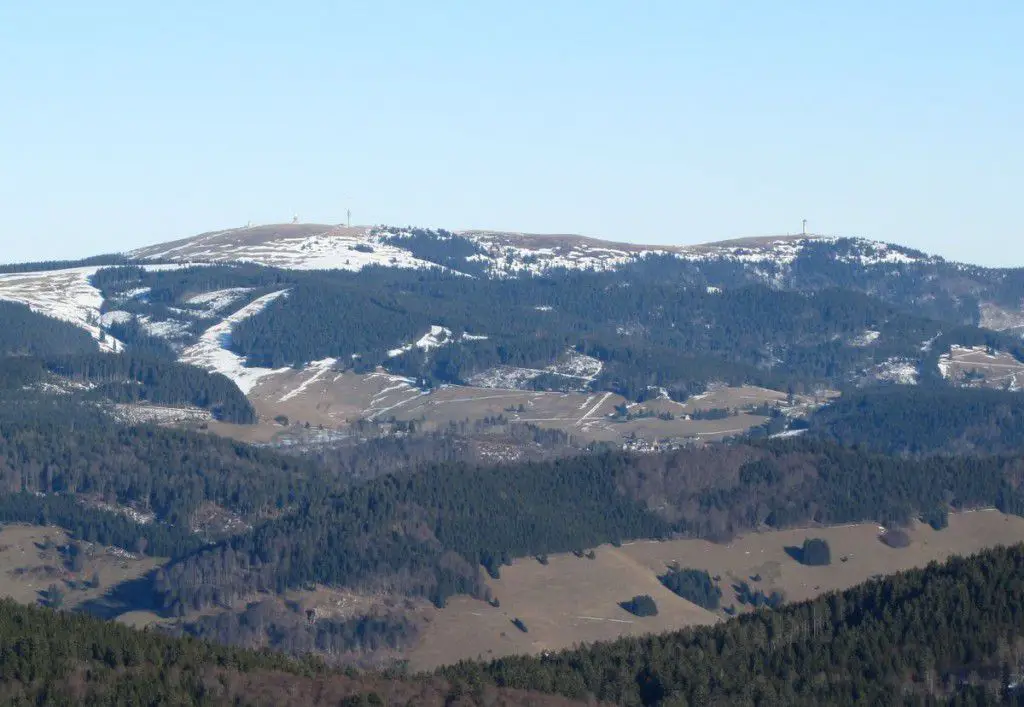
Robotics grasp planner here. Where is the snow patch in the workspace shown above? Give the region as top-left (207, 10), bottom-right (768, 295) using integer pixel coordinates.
top-left (178, 290), bottom-right (291, 394)
top-left (869, 357), bottom-right (920, 385)
top-left (142, 318), bottom-right (191, 340)
top-left (185, 287), bottom-right (254, 313)
top-left (416, 325), bottom-right (453, 351)
top-left (0, 266), bottom-right (122, 351)
top-left (546, 350), bottom-right (603, 380)
top-left (100, 310), bottom-right (134, 327)
top-left (106, 404), bottom-right (212, 426)
top-left (388, 326), bottom-right (487, 357)
top-left (850, 330), bottom-right (881, 347)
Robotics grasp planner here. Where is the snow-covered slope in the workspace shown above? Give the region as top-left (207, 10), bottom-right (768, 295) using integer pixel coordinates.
top-left (179, 290), bottom-right (292, 393)
top-left (0, 266), bottom-right (121, 351)
top-left (130, 224), bottom-right (441, 271)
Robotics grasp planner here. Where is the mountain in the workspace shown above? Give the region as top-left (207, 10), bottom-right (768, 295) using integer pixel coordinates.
top-left (1, 224), bottom-right (1023, 453)
top-left (128, 222), bottom-right (938, 277)
top-left (126, 223), bottom-right (1024, 333)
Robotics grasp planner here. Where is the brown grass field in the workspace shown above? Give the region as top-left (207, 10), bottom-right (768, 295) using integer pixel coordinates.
top-left (408, 510), bottom-right (1024, 670)
top-left (211, 367), bottom-right (807, 447)
top-left (939, 345), bottom-right (1024, 390)
top-left (0, 524), bottom-right (163, 612)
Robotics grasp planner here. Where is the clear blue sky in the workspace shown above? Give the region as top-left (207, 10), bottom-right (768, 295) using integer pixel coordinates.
top-left (2, 1), bottom-right (1021, 265)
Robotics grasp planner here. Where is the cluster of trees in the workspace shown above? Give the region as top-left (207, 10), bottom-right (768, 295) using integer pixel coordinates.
top-left (0, 301), bottom-right (97, 357)
top-left (732, 581), bottom-right (784, 609)
top-left (0, 394), bottom-right (322, 552)
top-left (797, 538), bottom-right (832, 566)
top-left (444, 544), bottom-right (1024, 705)
top-left (615, 437), bottom-right (1024, 538)
top-left (153, 453), bottom-right (668, 612)
top-left (0, 253), bottom-right (128, 274)
top-left (658, 567), bottom-right (722, 610)
top-left (620, 595), bottom-right (658, 617)
top-left (46, 352), bottom-right (256, 422)
top-left (811, 386), bottom-right (1024, 455)
top-left (375, 227), bottom-right (492, 277)
top-left (173, 600), bottom-right (421, 662)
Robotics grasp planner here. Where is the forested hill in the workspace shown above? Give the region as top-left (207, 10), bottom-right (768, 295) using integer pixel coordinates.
top-left (88, 261), bottom-right (1024, 399)
top-left (153, 437), bottom-right (1024, 613)
top-left (0, 597), bottom-right (581, 706)
top-left (4, 543), bottom-right (1024, 705)
top-left (443, 543), bottom-right (1024, 705)
top-left (809, 386), bottom-right (1024, 455)
top-left (0, 299), bottom-right (256, 423)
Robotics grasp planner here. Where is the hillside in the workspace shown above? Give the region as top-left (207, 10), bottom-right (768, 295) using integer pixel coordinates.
top-left (3, 543), bottom-right (1024, 705)
top-left (444, 543), bottom-right (1024, 705)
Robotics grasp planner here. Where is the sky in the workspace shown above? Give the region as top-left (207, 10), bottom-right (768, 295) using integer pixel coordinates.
top-left (1, 1), bottom-right (1022, 266)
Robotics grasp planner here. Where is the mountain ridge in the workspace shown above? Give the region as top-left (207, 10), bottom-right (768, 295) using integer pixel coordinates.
top-left (125, 222), bottom-right (944, 275)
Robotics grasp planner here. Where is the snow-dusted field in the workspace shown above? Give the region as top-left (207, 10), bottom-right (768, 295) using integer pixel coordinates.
top-left (467, 350), bottom-right (603, 391)
top-left (867, 358), bottom-right (920, 385)
top-left (106, 403), bottom-right (212, 426)
top-left (938, 345), bottom-right (1024, 391)
top-left (132, 225), bottom-right (442, 272)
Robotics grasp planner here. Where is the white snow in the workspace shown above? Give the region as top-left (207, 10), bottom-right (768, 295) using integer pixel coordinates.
top-left (184, 287), bottom-right (253, 313)
top-left (415, 325), bottom-right (453, 351)
top-left (468, 349), bottom-right (601, 390)
top-left (468, 366), bottom-right (550, 389)
top-left (850, 330), bottom-right (881, 347)
top-left (178, 290), bottom-right (291, 394)
top-left (100, 310), bottom-right (134, 327)
top-left (770, 428), bottom-right (809, 439)
top-left (279, 358), bottom-right (338, 402)
top-left (121, 287), bottom-right (151, 300)
top-left (106, 404), bottom-right (212, 426)
top-left (870, 357), bottom-right (920, 385)
top-left (546, 350), bottom-right (603, 380)
top-left (141, 317), bottom-right (191, 339)
top-left (0, 266), bottom-right (122, 351)
top-left (388, 326), bottom-right (487, 357)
